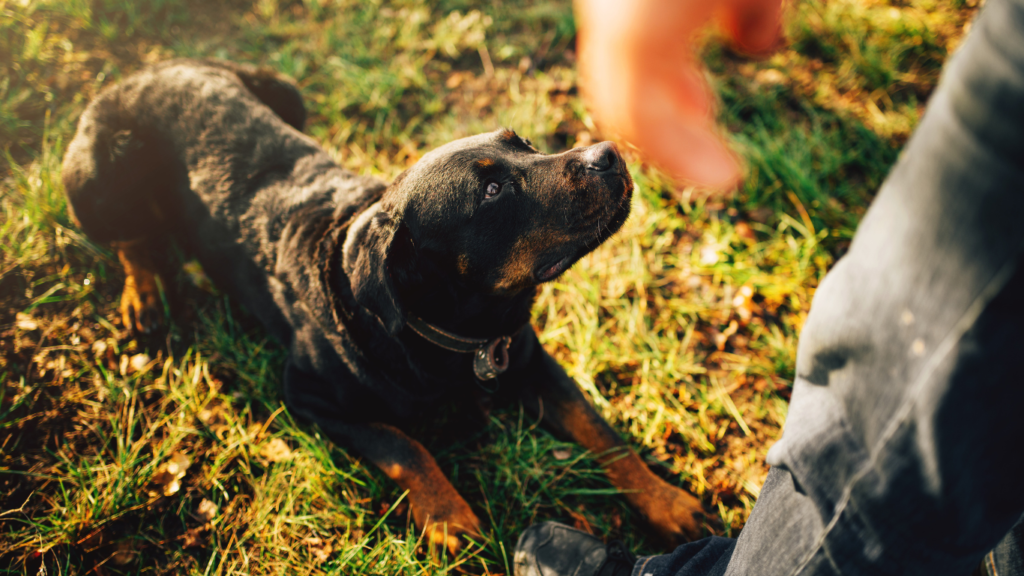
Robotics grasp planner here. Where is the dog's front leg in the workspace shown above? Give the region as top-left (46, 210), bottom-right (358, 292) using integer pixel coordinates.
top-left (113, 238), bottom-right (165, 334)
top-left (507, 329), bottom-right (704, 545)
top-left (283, 361), bottom-right (481, 553)
top-left (358, 421), bottom-right (484, 553)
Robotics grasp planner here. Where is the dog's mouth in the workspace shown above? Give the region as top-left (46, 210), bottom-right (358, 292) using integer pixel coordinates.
top-left (535, 253), bottom-right (576, 282)
top-left (532, 181), bottom-right (632, 283)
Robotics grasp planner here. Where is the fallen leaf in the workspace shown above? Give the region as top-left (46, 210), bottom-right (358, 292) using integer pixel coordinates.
top-left (182, 527), bottom-right (206, 548)
top-left (198, 404), bottom-right (221, 424)
top-left (128, 353), bottom-right (151, 374)
top-left (445, 72), bottom-right (464, 89)
top-left (15, 312), bottom-right (38, 331)
top-left (552, 447), bottom-right (572, 461)
top-left (754, 68), bottom-right (786, 86)
top-left (149, 452), bottom-right (191, 497)
top-left (197, 498), bottom-right (218, 521)
top-left (311, 543), bottom-right (332, 564)
top-left (735, 221), bottom-right (756, 241)
top-left (166, 452), bottom-right (190, 477)
top-left (716, 320), bottom-right (739, 350)
top-left (473, 92), bottom-right (492, 110)
top-left (260, 438), bottom-right (293, 462)
top-left (111, 540), bottom-right (137, 566)
top-left (731, 285), bottom-right (758, 324)
top-left (303, 536), bottom-right (333, 564)
top-left (700, 244), bottom-right (721, 265)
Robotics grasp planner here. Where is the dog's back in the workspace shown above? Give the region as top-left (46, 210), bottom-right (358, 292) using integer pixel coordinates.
top-left (62, 59), bottom-right (384, 343)
top-left (197, 59), bottom-right (307, 133)
top-left (63, 59), bottom-right (313, 242)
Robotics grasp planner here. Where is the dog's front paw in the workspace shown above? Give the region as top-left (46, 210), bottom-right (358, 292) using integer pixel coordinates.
top-left (120, 275), bottom-right (162, 334)
top-left (410, 491), bottom-right (483, 554)
top-left (630, 473), bottom-right (705, 546)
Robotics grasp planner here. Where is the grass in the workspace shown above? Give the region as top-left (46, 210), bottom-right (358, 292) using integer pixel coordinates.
top-left (0, 0), bottom-right (976, 573)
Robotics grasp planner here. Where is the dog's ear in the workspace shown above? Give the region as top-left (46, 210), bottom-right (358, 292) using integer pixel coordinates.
top-left (342, 203), bottom-right (415, 335)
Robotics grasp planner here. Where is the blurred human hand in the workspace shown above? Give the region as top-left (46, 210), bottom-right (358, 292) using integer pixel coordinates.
top-left (575, 0), bottom-right (782, 191)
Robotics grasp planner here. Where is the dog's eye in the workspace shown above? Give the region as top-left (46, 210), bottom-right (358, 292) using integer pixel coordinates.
top-left (484, 182), bottom-right (501, 199)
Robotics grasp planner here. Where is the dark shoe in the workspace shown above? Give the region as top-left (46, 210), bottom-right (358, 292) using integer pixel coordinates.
top-left (514, 522), bottom-right (637, 576)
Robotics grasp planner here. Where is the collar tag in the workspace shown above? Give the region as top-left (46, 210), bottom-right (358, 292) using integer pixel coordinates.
top-left (406, 316), bottom-right (519, 389)
top-left (473, 336), bottom-right (511, 381)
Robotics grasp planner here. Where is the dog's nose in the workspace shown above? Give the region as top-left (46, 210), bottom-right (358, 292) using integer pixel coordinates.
top-left (584, 141), bottom-right (620, 173)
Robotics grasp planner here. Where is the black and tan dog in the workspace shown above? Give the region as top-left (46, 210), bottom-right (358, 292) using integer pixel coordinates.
top-left (62, 59), bottom-right (703, 551)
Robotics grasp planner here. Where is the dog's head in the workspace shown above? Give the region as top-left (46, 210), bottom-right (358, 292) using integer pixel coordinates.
top-left (344, 128), bottom-right (633, 334)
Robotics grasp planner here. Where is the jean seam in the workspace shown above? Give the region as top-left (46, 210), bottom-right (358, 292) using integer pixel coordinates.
top-left (790, 254), bottom-right (1021, 576)
top-left (633, 555), bottom-right (653, 576)
top-left (821, 540), bottom-right (844, 575)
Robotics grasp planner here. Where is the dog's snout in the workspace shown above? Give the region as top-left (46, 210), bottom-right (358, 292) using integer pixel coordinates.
top-left (584, 141), bottom-right (620, 173)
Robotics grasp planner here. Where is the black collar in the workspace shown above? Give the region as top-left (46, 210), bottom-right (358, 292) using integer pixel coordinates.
top-left (406, 316), bottom-right (520, 382)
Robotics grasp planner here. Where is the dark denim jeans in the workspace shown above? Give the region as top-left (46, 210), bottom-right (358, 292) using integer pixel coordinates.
top-left (634, 0), bottom-right (1024, 574)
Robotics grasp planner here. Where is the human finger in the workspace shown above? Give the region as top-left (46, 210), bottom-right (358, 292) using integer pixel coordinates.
top-left (720, 0), bottom-right (784, 54)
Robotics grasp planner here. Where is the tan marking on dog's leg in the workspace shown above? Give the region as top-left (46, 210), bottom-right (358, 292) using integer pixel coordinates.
top-left (551, 397), bottom-right (704, 545)
top-left (369, 423), bottom-right (482, 554)
top-left (114, 239), bottom-right (163, 334)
